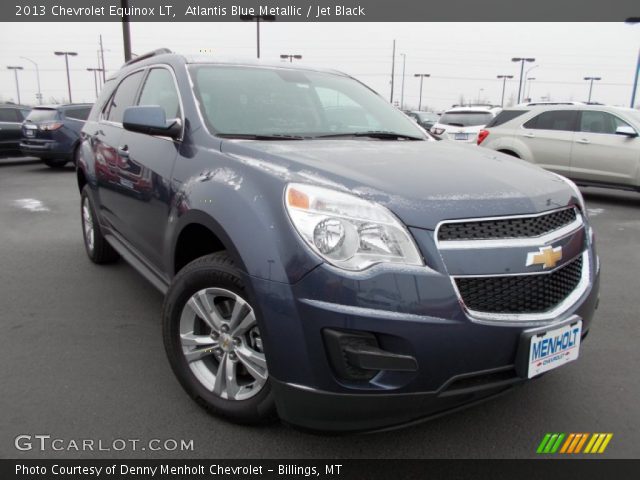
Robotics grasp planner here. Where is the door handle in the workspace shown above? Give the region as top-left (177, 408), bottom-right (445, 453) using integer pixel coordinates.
top-left (117, 145), bottom-right (130, 158)
top-left (576, 138), bottom-right (590, 144)
top-left (523, 132), bottom-right (535, 138)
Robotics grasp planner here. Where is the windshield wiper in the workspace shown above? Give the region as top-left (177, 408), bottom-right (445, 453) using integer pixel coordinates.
top-left (217, 133), bottom-right (307, 140)
top-left (445, 123), bottom-right (465, 127)
top-left (314, 131), bottom-right (423, 140)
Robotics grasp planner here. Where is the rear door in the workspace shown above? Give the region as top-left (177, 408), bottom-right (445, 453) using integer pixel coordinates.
top-left (570, 110), bottom-right (640, 187)
top-left (93, 69), bottom-right (145, 235)
top-left (115, 66), bottom-right (182, 269)
top-left (517, 110), bottom-right (578, 176)
top-left (0, 107), bottom-right (24, 153)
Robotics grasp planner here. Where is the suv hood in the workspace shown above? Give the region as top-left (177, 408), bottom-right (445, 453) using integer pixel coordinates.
top-left (222, 139), bottom-right (576, 230)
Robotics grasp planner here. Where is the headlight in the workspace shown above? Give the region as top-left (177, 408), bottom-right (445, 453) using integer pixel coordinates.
top-left (285, 183), bottom-right (423, 271)
top-left (551, 173), bottom-right (587, 216)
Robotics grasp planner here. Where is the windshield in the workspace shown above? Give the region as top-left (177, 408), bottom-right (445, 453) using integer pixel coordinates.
top-left (189, 65), bottom-right (425, 139)
top-left (439, 111), bottom-right (493, 127)
top-left (25, 108), bottom-right (59, 123)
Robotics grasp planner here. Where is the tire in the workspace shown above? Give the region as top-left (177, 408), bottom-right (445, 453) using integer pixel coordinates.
top-left (44, 158), bottom-right (69, 168)
top-left (498, 150), bottom-right (520, 158)
top-left (163, 252), bottom-right (276, 424)
top-left (80, 186), bottom-right (120, 264)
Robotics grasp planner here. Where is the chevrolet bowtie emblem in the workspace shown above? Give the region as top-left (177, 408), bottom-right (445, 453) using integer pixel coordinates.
top-left (526, 246), bottom-right (563, 269)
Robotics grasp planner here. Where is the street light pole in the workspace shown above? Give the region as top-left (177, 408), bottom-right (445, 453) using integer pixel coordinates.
top-left (526, 77), bottom-right (536, 100)
top-left (54, 51), bottom-right (78, 103)
top-left (522, 64), bottom-right (539, 102)
top-left (497, 75), bottom-right (513, 107)
top-left (512, 57), bottom-right (535, 103)
top-left (87, 68), bottom-right (101, 98)
top-left (6, 66), bottom-right (23, 104)
top-left (414, 73), bottom-right (430, 111)
top-left (584, 76), bottom-right (601, 102)
top-left (390, 40), bottom-right (396, 103)
top-left (280, 54), bottom-right (302, 63)
top-left (240, 15), bottom-right (276, 59)
top-left (625, 18), bottom-right (639, 108)
top-left (400, 53), bottom-right (406, 110)
top-left (20, 57), bottom-right (42, 104)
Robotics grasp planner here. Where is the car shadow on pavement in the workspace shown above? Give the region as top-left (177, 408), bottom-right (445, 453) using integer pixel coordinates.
top-left (581, 188), bottom-right (640, 208)
top-left (0, 156), bottom-right (41, 167)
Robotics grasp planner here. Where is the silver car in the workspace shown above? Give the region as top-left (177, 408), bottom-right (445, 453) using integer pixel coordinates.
top-left (478, 104), bottom-right (640, 192)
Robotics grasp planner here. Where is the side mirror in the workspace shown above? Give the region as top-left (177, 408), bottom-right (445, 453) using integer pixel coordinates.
top-left (122, 106), bottom-right (181, 139)
top-left (615, 125), bottom-right (638, 138)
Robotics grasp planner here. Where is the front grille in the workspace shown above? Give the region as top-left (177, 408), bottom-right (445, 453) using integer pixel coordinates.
top-left (438, 208), bottom-right (577, 241)
top-left (455, 255), bottom-right (583, 314)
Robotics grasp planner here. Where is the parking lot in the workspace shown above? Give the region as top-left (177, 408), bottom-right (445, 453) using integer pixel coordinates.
top-left (0, 156), bottom-right (638, 459)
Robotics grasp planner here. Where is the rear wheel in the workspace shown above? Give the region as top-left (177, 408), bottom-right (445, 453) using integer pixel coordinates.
top-left (44, 158), bottom-right (69, 168)
top-left (81, 186), bottom-right (119, 264)
top-left (163, 252), bottom-right (276, 424)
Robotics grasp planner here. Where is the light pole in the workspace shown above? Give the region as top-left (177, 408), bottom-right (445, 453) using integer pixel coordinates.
top-left (20, 57), bottom-right (42, 104)
top-left (6, 66), bottom-right (23, 104)
top-left (399, 53), bottom-right (406, 110)
top-left (414, 73), bottom-right (430, 111)
top-left (240, 14), bottom-right (276, 59)
top-left (86, 68), bottom-right (102, 98)
top-left (584, 76), bottom-right (601, 102)
top-left (280, 54), bottom-right (302, 63)
top-left (522, 64), bottom-right (539, 101)
top-left (625, 18), bottom-right (639, 108)
top-left (497, 75), bottom-right (513, 107)
top-left (512, 57), bottom-right (535, 103)
top-left (54, 51), bottom-right (78, 103)
top-left (526, 77), bottom-right (536, 101)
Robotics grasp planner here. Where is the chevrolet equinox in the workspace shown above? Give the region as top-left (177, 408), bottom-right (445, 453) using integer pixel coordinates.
top-left (77, 49), bottom-right (600, 432)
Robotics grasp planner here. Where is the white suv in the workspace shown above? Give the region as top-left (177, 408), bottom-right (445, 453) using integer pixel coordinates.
top-left (430, 105), bottom-right (501, 143)
top-left (478, 104), bottom-right (640, 192)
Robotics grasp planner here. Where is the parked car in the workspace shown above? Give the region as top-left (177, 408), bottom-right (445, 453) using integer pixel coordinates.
top-left (0, 103), bottom-right (30, 157)
top-left (21, 104), bottom-right (92, 168)
top-left (77, 49), bottom-right (599, 432)
top-left (404, 110), bottom-right (440, 130)
top-left (478, 104), bottom-right (640, 192)
top-left (430, 105), bottom-right (501, 143)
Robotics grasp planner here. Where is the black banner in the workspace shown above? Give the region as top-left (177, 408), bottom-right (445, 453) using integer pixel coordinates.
top-left (5, 0), bottom-right (640, 22)
top-left (2, 459), bottom-right (639, 480)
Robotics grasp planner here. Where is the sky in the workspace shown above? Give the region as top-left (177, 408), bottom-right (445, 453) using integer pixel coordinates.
top-left (0, 22), bottom-right (638, 111)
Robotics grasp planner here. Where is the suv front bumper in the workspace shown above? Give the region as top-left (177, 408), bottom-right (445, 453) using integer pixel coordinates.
top-left (246, 249), bottom-right (600, 432)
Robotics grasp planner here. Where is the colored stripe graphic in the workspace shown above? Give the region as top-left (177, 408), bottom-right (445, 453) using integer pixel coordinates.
top-left (537, 433), bottom-right (552, 453)
top-left (538, 433), bottom-right (613, 454)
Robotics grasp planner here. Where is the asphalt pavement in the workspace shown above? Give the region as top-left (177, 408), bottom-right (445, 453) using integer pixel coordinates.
top-left (1, 156), bottom-right (638, 459)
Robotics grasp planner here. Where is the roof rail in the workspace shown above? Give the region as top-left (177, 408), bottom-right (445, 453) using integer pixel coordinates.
top-left (124, 48), bottom-right (172, 67)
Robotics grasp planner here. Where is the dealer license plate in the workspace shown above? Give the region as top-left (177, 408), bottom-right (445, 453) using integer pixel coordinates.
top-left (528, 320), bottom-right (582, 378)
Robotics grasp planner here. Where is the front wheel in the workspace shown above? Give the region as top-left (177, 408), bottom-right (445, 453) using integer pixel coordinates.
top-left (162, 252), bottom-right (276, 424)
top-left (44, 158), bottom-right (69, 168)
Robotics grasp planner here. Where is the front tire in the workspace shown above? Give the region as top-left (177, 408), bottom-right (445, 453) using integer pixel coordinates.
top-left (81, 186), bottom-right (119, 264)
top-left (162, 252), bottom-right (276, 424)
top-left (44, 158), bottom-right (69, 168)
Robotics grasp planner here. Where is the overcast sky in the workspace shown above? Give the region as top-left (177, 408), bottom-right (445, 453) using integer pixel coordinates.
top-left (0, 22), bottom-right (638, 110)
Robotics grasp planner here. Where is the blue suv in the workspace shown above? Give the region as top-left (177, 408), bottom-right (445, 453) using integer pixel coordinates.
top-left (21, 104), bottom-right (92, 168)
top-left (77, 49), bottom-right (600, 432)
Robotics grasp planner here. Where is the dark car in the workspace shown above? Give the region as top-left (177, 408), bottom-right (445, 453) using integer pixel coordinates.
top-left (77, 49), bottom-right (599, 432)
top-left (404, 110), bottom-right (440, 130)
top-left (0, 103), bottom-right (30, 157)
top-left (21, 104), bottom-right (92, 168)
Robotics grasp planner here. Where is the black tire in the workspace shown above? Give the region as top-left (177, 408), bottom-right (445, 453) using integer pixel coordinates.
top-left (498, 150), bottom-right (520, 158)
top-left (44, 158), bottom-right (69, 168)
top-left (162, 252), bottom-right (277, 425)
top-left (80, 186), bottom-right (120, 264)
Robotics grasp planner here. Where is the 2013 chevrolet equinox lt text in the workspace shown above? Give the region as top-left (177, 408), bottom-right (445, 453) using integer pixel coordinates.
top-left (76, 49), bottom-right (600, 432)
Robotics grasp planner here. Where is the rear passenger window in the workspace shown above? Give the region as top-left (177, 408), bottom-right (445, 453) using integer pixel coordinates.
top-left (105, 70), bottom-right (144, 123)
top-left (0, 108), bottom-right (19, 122)
top-left (138, 68), bottom-right (181, 118)
top-left (523, 110), bottom-right (577, 131)
top-left (65, 107), bottom-right (91, 121)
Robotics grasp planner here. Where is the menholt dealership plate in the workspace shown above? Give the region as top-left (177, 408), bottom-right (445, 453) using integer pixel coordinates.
top-left (528, 320), bottom-right (582, 378)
